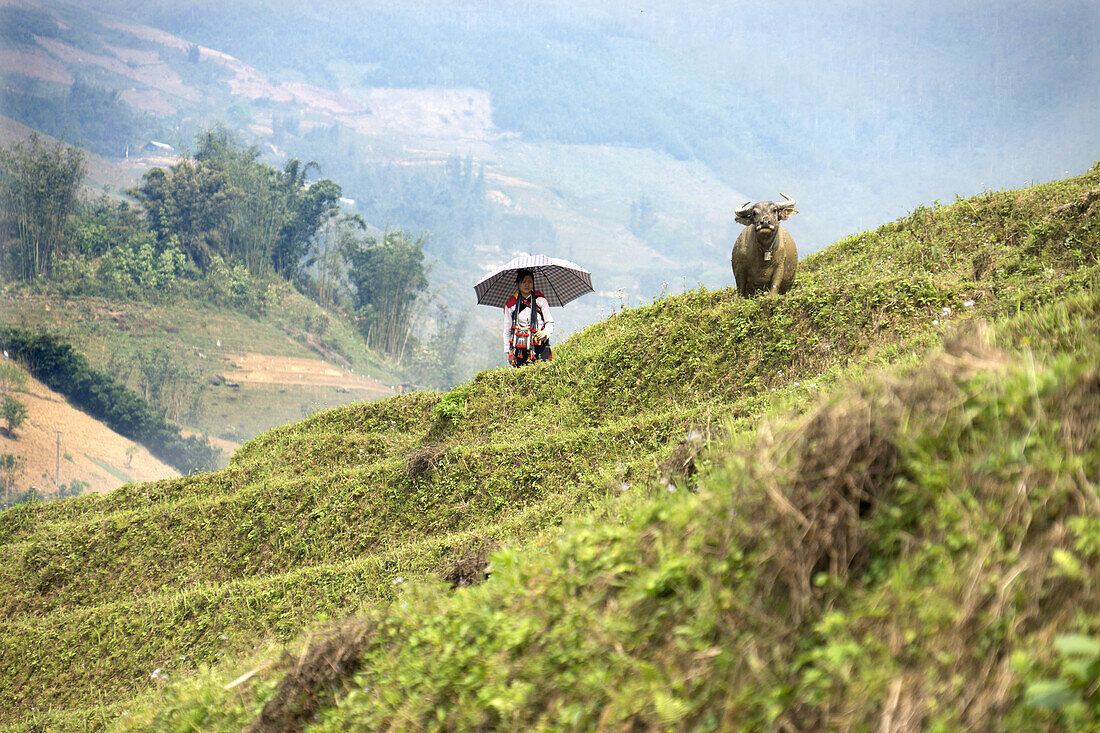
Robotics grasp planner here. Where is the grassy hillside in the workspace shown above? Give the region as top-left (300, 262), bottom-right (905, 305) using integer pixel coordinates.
top-left (0, 164), bottom-right (1097, 731)
top-left (0, 282), bottom-right (399, 446)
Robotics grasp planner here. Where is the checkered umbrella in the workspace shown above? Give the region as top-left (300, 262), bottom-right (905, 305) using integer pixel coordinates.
top-left (474, 253), bottom-right (594, 308)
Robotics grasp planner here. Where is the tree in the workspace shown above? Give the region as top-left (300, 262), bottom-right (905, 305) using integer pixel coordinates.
top-left (58, 478), bottom-right (88, 498)
top-left (134, 346), bottom-right (196, 423)
top-left (0, 452), bottom-right (25, 498)
top-left (0, 133), bottom-right (85, 280)
top-left (342, 231), bottom-right (430, 358)
top-left (407, 301), bottom-right (470, 389)
top-left (194, 126), bottom-right (341, 277)
top-left (629, 194), bottom-right (658, 237)
top-left (1, 394), bottom-right (28, 437)
top-left (196, 130), bottom-right (282, 275)
top-left (305, 212), bottom-right (364, 309)
top-left (127, 158), bottom-right (236, 272)
top-left (275, 170), bottom-right (341, 277)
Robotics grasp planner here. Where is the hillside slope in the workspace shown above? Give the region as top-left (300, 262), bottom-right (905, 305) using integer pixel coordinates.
top-left (0, 284), bottom-right (398, 446)
top-left (0, 164), bottom-right (1096, 730)
top-left (0, 361), bottom-right (177, 496)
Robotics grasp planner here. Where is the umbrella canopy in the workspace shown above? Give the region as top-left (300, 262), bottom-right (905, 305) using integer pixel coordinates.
top-left (474, 253), bottom-right (594, 308)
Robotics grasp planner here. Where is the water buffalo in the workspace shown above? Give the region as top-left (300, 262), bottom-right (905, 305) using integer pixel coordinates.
top-left (730, 193), bottom-right (798, 296)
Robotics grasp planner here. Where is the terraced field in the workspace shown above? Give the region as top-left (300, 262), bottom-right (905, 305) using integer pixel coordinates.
top-left (1, 165), bottom-right (1097, 730)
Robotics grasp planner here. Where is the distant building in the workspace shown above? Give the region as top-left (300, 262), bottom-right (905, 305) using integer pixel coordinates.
top-left (142, 140), bottom-right (174, 153)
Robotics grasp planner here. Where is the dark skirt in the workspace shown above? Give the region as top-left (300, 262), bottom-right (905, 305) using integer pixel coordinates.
top-left (512, 341), bottom-right (552, 367)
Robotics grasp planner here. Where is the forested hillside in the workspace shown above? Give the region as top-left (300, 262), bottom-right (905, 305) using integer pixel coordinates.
top-left (1, 163), bottom-right (1096, 730)
top-left (0, 124), bottom-right (466, 500)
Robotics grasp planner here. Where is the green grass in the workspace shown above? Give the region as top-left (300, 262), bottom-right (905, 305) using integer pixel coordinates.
top-left (1, 163), bottom-right (1097, 731)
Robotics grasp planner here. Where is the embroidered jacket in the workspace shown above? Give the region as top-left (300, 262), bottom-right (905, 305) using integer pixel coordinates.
top-left (503, 290), bottom-right (555, 355)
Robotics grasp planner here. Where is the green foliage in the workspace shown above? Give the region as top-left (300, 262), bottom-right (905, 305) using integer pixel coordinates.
top-left (1, 169), bottom-right (1099, 730)
top-left (406, 302), bottom-right (477, 390)
top-left (0, 134), bottom-right (86, 281)
top-left (127, 157), bottom-right (235, 272)
top-left (1024, 634), bottom-right (1100, 728)
top-left (0, 361), bottom-right (28, 395)
top-left (0, 395), bottom-right (28, 436)
top-left (58, 479), bottom-right (89, 499)
top-left (0, 484), bottom-right (43, 511)
top-left (338, 152), bottom-right (497, 263)
top-left (0, 5), bottom-right (60, 44)
top-left (96, 232), bottom-right (187, 299)
top-left (192, 126), bottom-right (341, 279)
top-left (0, 452), bottom-right (26, 497)
top-left (202, 257), bottom-right (268, 315)
top-left (343, 230), bottom-right (430, 357)
top-left (429, 382), bottom-right (470, 434)
top-left (0, 80), bottom-right (158, 158)
top-left (133, 345), bottom-right (199, 423)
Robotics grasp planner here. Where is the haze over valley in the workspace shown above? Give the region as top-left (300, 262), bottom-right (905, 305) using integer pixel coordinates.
top-left (3, 0), bottom-right (1096, 342)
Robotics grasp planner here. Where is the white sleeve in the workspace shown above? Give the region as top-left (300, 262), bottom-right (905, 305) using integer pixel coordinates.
top-left (536, 296), bottom-right (555, 338)
top-left (503, 304), bottom-right (514, 353)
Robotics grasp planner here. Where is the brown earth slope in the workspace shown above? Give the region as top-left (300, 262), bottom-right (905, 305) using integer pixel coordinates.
top-left (0, 362), bottom-right (178, 497)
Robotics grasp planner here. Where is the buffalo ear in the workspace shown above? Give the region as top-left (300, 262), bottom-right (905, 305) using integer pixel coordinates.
top-left (777, 207), bottom-right (799, 221)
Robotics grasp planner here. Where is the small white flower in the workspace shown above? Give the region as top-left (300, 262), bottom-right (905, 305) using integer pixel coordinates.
top-left (963, 300), bottom-right (975, 307)
top-left (392, 576), bottom-right (405, 585)
top-left (932, 319), bottom-right (939, 326)
top-left (942, 307), bottom-right (952, 316)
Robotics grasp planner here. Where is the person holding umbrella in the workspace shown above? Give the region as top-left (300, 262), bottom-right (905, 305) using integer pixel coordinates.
top-left (474, 253), bottom-right (594, 367)
top-left (504, 268), bottom-right (554, 367)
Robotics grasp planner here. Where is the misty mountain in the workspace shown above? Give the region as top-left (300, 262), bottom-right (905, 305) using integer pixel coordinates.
top-left (108, 0), bottom-right (1099, 233)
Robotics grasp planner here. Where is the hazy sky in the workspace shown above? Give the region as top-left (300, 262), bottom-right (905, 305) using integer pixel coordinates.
top-left (16, 0), bottom-right (1100, 250)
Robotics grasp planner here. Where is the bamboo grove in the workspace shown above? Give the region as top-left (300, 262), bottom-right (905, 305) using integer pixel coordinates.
top-left (0, 127), bottom-right (431, 360)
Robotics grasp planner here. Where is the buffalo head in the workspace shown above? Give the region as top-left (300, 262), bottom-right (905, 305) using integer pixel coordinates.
top-left (734, 193), bottom-right (798, 256)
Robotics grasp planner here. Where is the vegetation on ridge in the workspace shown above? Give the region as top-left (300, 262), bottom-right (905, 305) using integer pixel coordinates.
top-left (0, 164), bottom-right (1097, 730)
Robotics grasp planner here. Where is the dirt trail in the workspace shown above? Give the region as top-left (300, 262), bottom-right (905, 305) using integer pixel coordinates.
top-left (221, 353), bottom-right (396, 395)
top-left (1, 365), bottom-right (178, 497)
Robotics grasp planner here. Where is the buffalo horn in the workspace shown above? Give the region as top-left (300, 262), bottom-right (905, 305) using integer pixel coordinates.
top-left (776, 192), bottom-right (796, 210)
top-left (734, 201), bottom-right (754, 217)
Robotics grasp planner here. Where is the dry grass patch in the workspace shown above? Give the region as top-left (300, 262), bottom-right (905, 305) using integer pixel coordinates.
top-left (246, 619), bottom-right (375, 733)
